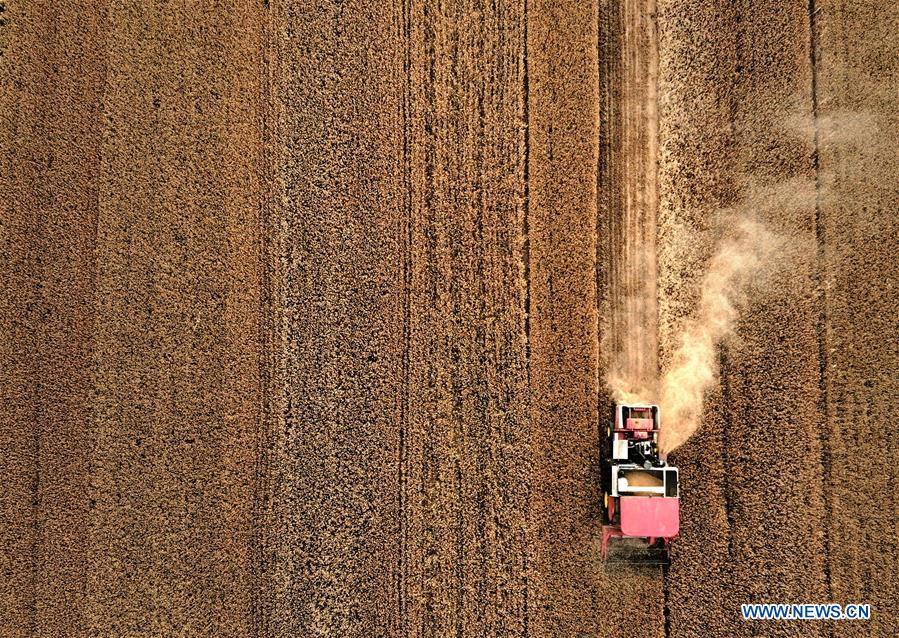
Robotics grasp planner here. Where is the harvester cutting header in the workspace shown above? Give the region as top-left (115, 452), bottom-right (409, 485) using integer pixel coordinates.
top-left (601, 404), bottom-right (680, 564)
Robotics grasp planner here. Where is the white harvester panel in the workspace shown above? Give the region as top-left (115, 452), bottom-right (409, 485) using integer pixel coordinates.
top-left (610, 465), bottom-right (679, 498)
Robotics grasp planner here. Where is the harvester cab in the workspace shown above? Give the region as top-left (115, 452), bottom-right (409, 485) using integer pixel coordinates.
top-left (601, 404), bottom-right (679, 565)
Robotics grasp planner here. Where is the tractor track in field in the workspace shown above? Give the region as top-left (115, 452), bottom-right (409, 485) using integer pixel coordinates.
top-left (2, 1), bottom-right (898, 637)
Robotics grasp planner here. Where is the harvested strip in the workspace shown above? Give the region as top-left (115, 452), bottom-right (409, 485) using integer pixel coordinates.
top-left (0, 1), bottom-right (104, 634)
top-left (275, 1), bottom-right (406, 635)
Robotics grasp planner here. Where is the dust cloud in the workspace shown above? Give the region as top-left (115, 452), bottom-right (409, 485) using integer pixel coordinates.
top-left (609, 179), bottom-right (821, 455)
top-left (656, 214), bottom-right (780, 454)
top-left (643, 113), bottom-right (873, 453)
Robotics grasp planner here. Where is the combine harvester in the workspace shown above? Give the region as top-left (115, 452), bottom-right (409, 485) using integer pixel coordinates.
top-left (601, 404), bottom-right (680, 564)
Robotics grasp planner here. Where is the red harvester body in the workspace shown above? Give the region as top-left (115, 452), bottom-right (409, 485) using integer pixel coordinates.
top-left (601, 404), bottom-right (680, 565)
